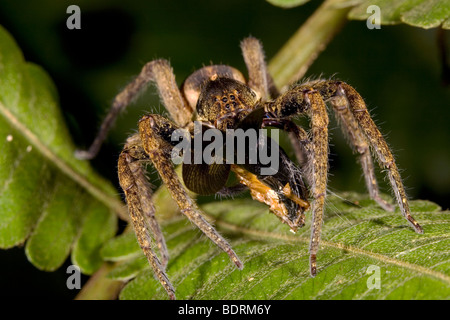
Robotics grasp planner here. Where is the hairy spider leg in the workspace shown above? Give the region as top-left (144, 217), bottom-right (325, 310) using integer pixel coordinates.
top-left (76, 59), bottom-right (193, 160)
top-left (306, 80), bottom-right (394, 211)
top-left (313, 81), bottom-right (423, 234)
top-left (240, 37), bottom-right (279, 100)
top-left (118, 142), bottom-right (174, 299)
top-left (262, 118), bottom-right (313, 185)
top-left (119, 133), bottom-right (170, 265)
top-left (242, 37), bottom-right (313, 170)
top-left (138, 114), bottom-right (244, 266)
top-left (266, 86), bottom-right (329, 276)
top-left (241, 37), bottom-right (269, 100)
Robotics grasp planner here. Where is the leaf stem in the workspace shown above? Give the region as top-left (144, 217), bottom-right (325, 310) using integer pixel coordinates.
top-left (75, 262), bottom-right (123, 300)
top-left (268, 0), bottom-right (353, 90)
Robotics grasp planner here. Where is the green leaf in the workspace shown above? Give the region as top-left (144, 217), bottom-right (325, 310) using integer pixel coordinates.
top-left (100, 231), bottom-right (141, 262)
top-left (0, 25), bottom-right (124, 274)
top-left (267, 0), bottom-right (450, 29)
top-left (348, 0), bottom-right (450, 29)
top-left (266, 0), bottom-right (312, 8)
top-left (110, 193), bottom-right (449, 300)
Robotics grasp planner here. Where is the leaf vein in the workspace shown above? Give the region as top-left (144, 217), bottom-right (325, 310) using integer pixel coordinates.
top-left (214, 218), bottom-right (450, 285)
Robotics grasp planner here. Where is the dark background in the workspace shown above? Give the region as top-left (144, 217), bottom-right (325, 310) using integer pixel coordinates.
top-left (0, 0), bottom-right (449, 298)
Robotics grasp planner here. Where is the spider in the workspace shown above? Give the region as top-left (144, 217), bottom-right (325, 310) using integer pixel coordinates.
top-left (75, 37), bottom-right (423, 300)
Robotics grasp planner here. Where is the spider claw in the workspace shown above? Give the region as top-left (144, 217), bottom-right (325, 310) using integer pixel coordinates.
top-left (410, 220), bottom-right (424, 234)
top-left (235, 259), bottom-right (244, 270)
top-left (168, 291), bottom-right (176, 300)
top-left (309, 254), bottom-right (317, 277)
top-left (227, 249), bottom-right (244, 270)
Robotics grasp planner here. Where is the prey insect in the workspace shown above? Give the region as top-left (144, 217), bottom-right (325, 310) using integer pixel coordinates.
top-left (76, 37), bottom-right (423, 299)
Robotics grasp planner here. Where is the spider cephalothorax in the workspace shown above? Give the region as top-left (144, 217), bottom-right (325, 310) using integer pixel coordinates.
top-left (76, 37), bottom-right (423, 300)
top-left (196, 76), bottom-right (258, 130)
top-left (192, 75), bottom-right (310, 228)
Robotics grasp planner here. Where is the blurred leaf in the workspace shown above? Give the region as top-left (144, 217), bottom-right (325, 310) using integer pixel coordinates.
top-left (267, 0), bottom-right (450, 29)
top-left (266, 0), bottom-right (312, 8)
top-left (103, 192), bottom-right (449, 299)
top-left (0, 25), bottom-right (123, 274)
top-left (348, 0), bottom-right (450, 29)
top-left (100, 231), bottom-right (141, 262)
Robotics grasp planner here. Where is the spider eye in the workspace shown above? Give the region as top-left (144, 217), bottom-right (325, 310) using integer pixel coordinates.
top-left (230, 95), bottom-right (235, 101)
top-left (225, 104), bottom-right (231, 110)
top-left (222, 97), bottom-right (228, 103)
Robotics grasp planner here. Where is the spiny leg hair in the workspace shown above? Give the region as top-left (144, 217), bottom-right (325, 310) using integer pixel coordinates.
top-left (264, 79), bottom-right (423, 275)
top-left (311, 80), bottom-right (423, 234)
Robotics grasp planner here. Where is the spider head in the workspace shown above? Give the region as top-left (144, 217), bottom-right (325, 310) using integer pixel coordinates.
top-left (196, 76), bottom-right (259, 131)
